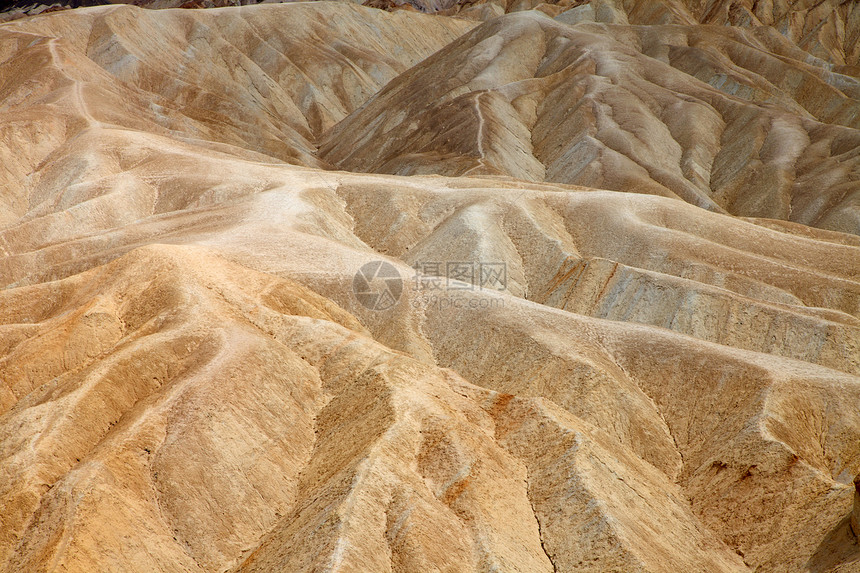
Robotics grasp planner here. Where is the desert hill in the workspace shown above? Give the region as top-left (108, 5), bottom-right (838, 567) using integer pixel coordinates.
top-left (320, 10), bottom-right (860, 234)
top-left (0, 2), bottom-right (859, 572)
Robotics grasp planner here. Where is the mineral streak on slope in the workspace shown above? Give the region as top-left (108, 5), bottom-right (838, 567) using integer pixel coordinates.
top-left (1, 3), bottom-right (860, 573)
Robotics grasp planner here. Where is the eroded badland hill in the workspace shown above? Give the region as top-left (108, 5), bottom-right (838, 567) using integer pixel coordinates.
top-left (1, 0), bottom-right (859, 571)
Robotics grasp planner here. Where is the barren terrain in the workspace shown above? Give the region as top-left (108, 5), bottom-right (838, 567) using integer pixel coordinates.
top-left (1, 1), bottom-right (859, 572)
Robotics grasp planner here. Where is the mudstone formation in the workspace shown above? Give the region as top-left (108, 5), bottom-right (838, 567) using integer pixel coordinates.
top-left (0, 0), bottom-right (859, 571)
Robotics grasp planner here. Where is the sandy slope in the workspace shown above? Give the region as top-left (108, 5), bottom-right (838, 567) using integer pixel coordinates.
top-left (1, 2), bottom-right (859, 572)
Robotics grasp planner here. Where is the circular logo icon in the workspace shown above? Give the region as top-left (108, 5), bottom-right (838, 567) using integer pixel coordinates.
top-left (353, 261), bottom-right (403, 311)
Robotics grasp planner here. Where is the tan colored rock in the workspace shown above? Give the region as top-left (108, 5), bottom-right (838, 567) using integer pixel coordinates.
top-left (1, 2), bottom-right (859, 573)
top-left (0, 2), bottom-right (474, 224)
top-left (320, 11), bottom-right (860, 234)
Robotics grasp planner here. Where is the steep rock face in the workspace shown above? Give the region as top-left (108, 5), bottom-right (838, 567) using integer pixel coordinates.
top-left (1, 3), bottom-right (860, 573)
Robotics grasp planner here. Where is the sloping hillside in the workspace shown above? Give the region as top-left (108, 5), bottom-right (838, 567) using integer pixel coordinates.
top-left (1, 3), bottom-right (859, 572)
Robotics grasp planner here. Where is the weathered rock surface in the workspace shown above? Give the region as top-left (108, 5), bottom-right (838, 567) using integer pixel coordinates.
top-left (321, 10), bottom-right (860, 234)
top-left (1, 2), bottom-right (859, 573)
top-left (0, 2), bottom-right (473, 223)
